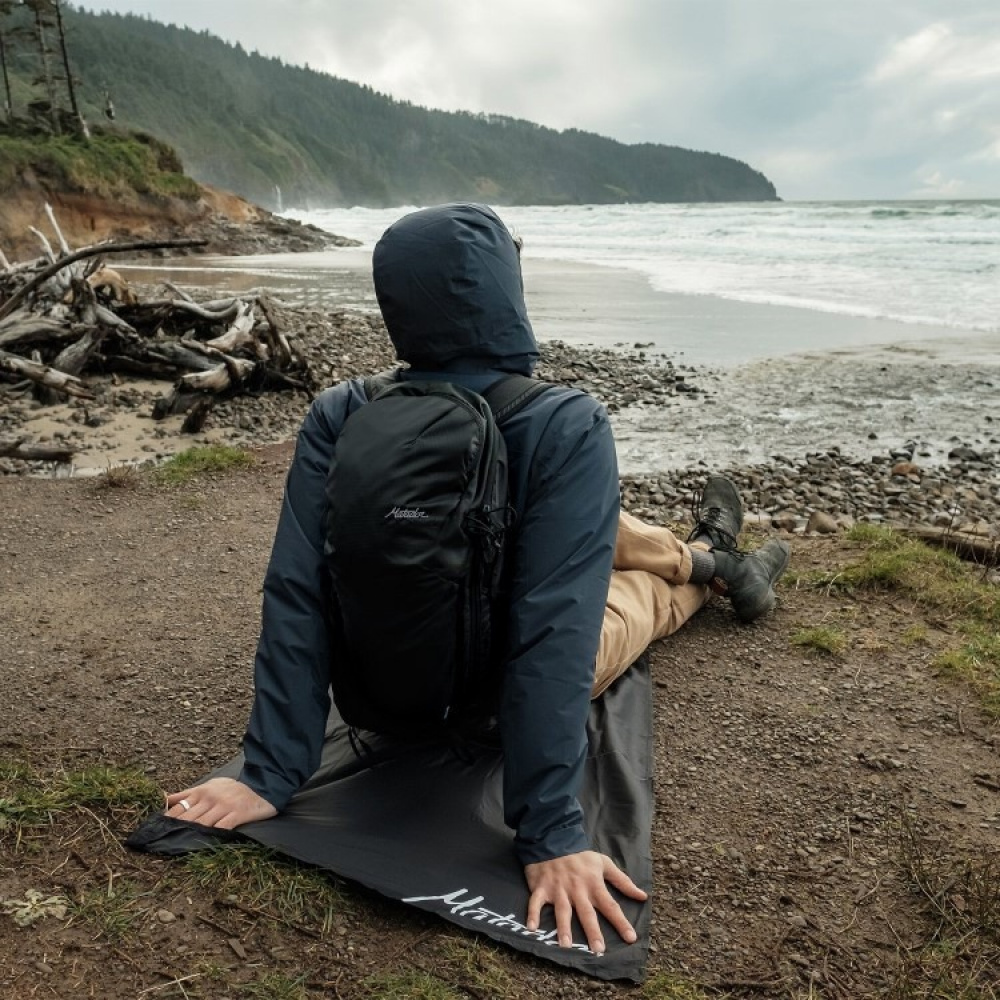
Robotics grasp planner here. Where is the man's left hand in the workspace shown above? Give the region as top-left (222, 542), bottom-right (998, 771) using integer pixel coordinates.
top-left (524, 850), bottom-right (647, 955)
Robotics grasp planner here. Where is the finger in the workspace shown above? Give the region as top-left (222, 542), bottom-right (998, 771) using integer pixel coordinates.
top-left (194, 804), bottom-right (231, 829)
top-left (595, 888), bottom-right (636, 944)
top-left (164, 789), bottom-right (196, 808)
top-left (573, 897), bottom-right (605, 956)
top-left (554, 893), bottom-right (574, 949)
top-left (164, 797), bottom-right (199, 819)
top-left (179, 801), bottom-right (214, 825)
top-left (215, 811), bottom-right (243, 831)
top-left (526, 887), bottom-right (547, 932)
top-left (603, 858), bottom-right (649, 901)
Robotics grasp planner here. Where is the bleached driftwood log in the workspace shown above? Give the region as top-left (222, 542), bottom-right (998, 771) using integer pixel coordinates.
top-left (0, 238), bottom-right (208, 322)
top-left (0, 436), bottom-right (76, 463)
top-left (902, 525), bottom-right (1000, 566)
top-left (0, 349), bottom-right (95, 399)
top-left (1, 218), bottom-right (314, 463)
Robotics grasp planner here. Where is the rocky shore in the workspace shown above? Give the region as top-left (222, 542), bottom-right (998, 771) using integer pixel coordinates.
top-left (2, 299), bottom-right (997, 543)
top-left (131, 209), bottom-right (361, 258)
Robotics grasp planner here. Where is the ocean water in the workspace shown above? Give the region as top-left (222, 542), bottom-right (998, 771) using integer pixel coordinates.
top-left (291, 201), bottom-right (1000, 338)
top-left (280, 202), bottom-right (1000, 471)
top-left (130, 201), bottom-right (999, 470)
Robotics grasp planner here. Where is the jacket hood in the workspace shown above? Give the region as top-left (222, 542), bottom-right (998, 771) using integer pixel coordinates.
top-left (372, 203), bottom-right (538, 374)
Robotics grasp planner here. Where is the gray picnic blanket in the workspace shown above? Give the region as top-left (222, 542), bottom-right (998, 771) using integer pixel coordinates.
top-left (128, 660), bottom-right (652, 982)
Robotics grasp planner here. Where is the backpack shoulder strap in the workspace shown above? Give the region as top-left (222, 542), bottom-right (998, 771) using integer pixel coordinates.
top-left (362, 367), bottom-right (404, 401)
top-left (482, 374), bottom-right (553, 425)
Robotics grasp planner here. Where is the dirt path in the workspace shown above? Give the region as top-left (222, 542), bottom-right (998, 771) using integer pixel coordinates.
top-left (1, 452), bottom-right (998, 999)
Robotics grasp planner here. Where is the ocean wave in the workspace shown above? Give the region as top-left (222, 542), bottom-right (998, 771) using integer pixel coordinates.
top-left (290, 201), bottom-right (1000, 336)
top-left (640, 276), bottom-right (1000, 334)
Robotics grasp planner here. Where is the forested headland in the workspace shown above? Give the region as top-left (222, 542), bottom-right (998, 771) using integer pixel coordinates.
top-left (0, 3), bottom-right (779, 210)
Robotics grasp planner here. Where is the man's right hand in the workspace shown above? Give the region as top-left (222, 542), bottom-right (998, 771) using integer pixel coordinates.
top-left (524, 850), bottom-right (647, 956)
top-left (164, 777), bottom-right (278, 829)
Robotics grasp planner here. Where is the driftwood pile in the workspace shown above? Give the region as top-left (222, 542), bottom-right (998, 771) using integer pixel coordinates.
top-left (0, 213), bottom-right (314, 465)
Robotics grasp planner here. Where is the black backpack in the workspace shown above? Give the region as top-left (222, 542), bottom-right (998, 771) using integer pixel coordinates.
top-left (324, 369), bottom-right (551, 736)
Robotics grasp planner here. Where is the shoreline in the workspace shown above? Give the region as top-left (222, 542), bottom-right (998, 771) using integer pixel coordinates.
top-left (118, 249), bottom-right (996, 367)
top-left (110, 250), bottom-right (1000, 470)
top-left (2, 253), bottom-right (996, 540)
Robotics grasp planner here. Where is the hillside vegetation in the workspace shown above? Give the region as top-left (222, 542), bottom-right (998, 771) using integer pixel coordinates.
top-left (1, 5), bottom-right (778, 210)
top-left (0, 128), bottom-right (200, 201)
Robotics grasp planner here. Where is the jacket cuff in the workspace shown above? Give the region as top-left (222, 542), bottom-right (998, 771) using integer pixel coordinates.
top-left (514, 823), bottom-right (590, 866)
top-left (237, 763), bottom-right (293, 813)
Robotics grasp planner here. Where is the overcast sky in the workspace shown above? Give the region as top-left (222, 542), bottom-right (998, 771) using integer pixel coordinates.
top-left (76, 1), bottom-right (999, 201)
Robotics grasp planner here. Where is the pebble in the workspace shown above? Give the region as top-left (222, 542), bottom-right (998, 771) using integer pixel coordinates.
top-left (620, 447), bottom-right (999, 538)
top-left (3, 302), bottom-right (998, 544)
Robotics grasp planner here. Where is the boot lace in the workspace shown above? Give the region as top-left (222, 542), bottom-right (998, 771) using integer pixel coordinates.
top-left (687, 490), bottom-right (740, 553)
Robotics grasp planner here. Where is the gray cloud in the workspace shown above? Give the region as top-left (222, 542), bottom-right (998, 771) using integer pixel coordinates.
top-left (75, 1), bottom-right (1000, 199)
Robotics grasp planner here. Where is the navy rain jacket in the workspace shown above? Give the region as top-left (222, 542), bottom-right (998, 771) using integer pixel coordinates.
top-left (239, 204), bottom-right (621, 864)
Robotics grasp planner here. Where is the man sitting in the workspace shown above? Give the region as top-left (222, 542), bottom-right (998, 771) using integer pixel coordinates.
top-left (164, 203), bottom-right (790, 956)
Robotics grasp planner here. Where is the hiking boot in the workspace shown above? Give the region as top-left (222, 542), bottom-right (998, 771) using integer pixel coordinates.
top-left (712, 540), bottom-right (791, 623)
top-left (688, 475), bottom-right (743, 551)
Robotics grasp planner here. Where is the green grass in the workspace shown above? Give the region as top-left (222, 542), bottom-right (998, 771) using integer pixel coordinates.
top-left (0, 129), bottom-right (201, 201)
top-left (937, 627), bottom-right (1000, 716)
top-left (791, 625), bottom-right (848, 656)
top-left (71, 879), bottom-right (153, 941)
top-left (818, 526), bottom-right (1000, 714)
top-left (181, 843), bottom-right (348, 935)
top-left (0, 760), bottom-right (162, 843)
top-left (155, 445), bottom-right (255, 484)
top-left (642, 973), bottom-right (728, 999)
top-left (362, 971), bottom-right (463, 1000)
top-left (438, 936), bottom-right (512, 997)
top-left (238, 973), bottom-right (312, 1000)
top-left (902, 623), bottom-right (930, 646)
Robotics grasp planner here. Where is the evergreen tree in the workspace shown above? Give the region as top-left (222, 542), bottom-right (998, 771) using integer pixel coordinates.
top-left (52, 0), bottom-right (88, 136)
top-left (23, 0), bottom-right (60, 134)
top-left (0, 1), bottom-right (14, 120)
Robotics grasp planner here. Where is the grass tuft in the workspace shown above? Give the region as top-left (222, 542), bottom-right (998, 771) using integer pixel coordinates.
top-left (902, 623), bottom-right (930, 646)
top-left (156, 445), bottom-right (255, 484)
top-left (97, 462), bottom-right (143, 490)
top-left (362, 971), bottom-right (463, 1000)
top-left (791, 625), bottom-right (848, 656)
top-left (181, 843), bottom-right (348, 935)
top-left (71, 879), bottom-right (152, 941)
top-left (642, 973), bottom-right (728, 999)
top-left (0, 760), bottom-right (161, 843)
top-left (936, 626), bottom-right (1000, 717)
top-left (238, 973), bottom-right (312, 1000)
top-left (438, 936), bottom-right (512, 996)
top-left (815, 527), bottom-right (1000, 714)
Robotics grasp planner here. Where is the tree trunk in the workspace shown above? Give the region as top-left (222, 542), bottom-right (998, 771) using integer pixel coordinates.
top-left (53, 0), bottom-right (87, 137)
top-left (32, 4), bottom-right (61, 135)
top-left (0, 28), bottom-right (13, 121)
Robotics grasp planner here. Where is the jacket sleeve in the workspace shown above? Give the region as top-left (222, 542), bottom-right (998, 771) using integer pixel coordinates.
top-left (500, 395), bottom-right (620, 865)
top-left (238, 385), bottom-right (355, 809)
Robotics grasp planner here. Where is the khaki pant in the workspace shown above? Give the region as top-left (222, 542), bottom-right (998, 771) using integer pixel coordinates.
top-left (592, 510), bottom-right (711, 698)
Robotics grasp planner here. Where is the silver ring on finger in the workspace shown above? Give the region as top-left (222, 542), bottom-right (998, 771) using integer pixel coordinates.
top-left (179, 798), bottom-right (192, 811)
